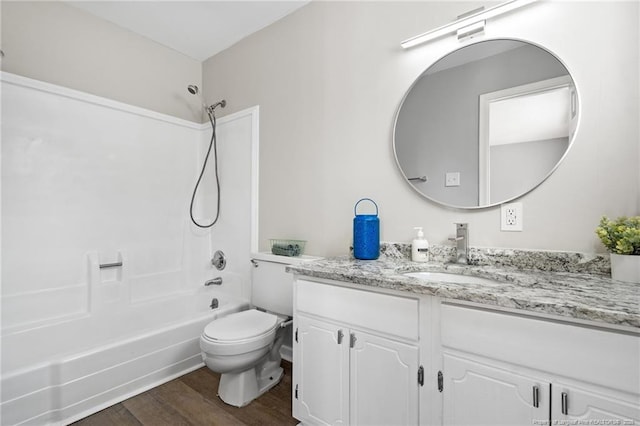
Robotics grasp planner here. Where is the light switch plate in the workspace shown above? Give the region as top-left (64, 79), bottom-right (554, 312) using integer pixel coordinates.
top-left (445, 172), bottom-right (460, 187)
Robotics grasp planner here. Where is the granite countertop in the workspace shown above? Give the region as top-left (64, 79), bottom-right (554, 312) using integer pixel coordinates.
top-left (286, 246), bottom-right (640, 331)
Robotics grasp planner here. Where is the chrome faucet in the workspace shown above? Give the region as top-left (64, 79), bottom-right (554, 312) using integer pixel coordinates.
top-left (448, 223), bottom-right (469, 264)
top-left (205, 277), bottom-right (223, 286)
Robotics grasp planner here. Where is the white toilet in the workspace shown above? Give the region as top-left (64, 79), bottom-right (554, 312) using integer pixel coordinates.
top-left (200, 253), bottom-right (316, 407)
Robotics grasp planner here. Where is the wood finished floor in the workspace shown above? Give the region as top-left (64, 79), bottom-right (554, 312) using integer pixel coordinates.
top-left (71, 361), bottom-right (297, 426)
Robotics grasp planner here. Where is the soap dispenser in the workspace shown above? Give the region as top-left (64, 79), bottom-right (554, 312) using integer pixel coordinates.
top-left (411, 227), bottom-right (429, 262)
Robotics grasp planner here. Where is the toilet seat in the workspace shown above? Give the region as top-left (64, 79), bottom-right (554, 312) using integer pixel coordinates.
top-left (204, 309), bottom-right (279, 342)
top-left (200, 309), bottom-right (280, 356)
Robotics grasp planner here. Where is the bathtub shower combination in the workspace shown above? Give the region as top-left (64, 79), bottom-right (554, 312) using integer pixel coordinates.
top-left (1, 72), bottom-right (259, 425)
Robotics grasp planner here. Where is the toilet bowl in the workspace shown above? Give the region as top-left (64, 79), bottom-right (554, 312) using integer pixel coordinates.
top-left (200, 307), bottom-right (288, 407)
top-left (200, 253), bottom-right (319, 407)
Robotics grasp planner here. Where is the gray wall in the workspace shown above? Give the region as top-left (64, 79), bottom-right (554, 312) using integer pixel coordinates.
top-left (491, 138), bottom-right (570, 204)
top-left (203, 1), bottom-right (639, 255)
top-left (3, 1), bottom-right (637, 256)
top-left (1, 1), bottom-right (202, 122)
top-left (395, 43), bottom-right (569, 206)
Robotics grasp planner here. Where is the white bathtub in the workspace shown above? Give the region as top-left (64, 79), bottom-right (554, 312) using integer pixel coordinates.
top-left (1, 290), bottom-right (250, 426)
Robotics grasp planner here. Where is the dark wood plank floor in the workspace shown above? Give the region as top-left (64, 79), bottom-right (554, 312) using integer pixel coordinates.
top-left (72, 361), bottom-right (297, 426)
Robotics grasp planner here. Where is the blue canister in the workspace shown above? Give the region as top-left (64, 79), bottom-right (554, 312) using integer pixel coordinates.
top-left (353, 198), bottom-right (380, 260)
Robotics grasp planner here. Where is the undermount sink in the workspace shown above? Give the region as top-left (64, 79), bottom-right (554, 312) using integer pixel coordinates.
top-left (403, 271), bottom-right (497, 285)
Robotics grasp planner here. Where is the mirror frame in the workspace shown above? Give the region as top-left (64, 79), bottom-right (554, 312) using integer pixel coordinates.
top-left (392, 37), bottom-right (580, 210)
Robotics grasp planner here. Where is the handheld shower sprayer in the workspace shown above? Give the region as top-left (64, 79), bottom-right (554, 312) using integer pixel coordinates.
top-left (186, 84), bottom-right (227, 228)
top-left (186, 85), bottom-right (226, 115)
top-left (208, 100), bottom-right (227, 112)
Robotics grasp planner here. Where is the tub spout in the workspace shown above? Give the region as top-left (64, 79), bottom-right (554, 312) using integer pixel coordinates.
top-left (205, 277), bottom-right (222, 286)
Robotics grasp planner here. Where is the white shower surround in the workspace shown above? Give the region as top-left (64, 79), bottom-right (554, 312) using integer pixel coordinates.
top-left (1, 72), bottom-right (260, 425)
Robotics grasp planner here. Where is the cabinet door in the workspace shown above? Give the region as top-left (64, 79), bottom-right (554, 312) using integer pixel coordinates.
top-left (443, 353), bottom-right (550, 426)
top-left (293, 314), bottom-right (349, 426)
top-left (349, 330), bottom-right (419, 426)
top-left (552, 383), bottom-right (640, 424)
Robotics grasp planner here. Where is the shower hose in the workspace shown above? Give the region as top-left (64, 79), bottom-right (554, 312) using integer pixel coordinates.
top-left (189, 110), bottom-right (220, 228)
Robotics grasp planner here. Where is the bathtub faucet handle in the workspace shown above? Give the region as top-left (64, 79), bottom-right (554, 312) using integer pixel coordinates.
top-left (212, 250), bottom-right (226, 270)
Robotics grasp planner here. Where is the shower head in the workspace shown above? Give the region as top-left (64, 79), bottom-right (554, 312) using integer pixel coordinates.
top-left (209, 100), bottom-right (227, 111)
top-left (188, 84), bottom-right (226, 116)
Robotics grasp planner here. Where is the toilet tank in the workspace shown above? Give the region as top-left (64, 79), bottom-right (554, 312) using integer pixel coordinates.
top-left (251, 253), bottom-right (321, 316)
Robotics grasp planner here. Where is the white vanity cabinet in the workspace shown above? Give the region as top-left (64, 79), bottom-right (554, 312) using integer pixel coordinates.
top-left (442, 353), bottom-right (550, 425)
top-left (440, 303), bottom-right (640, 426)
top-left (292, 278), bottom-right (421, 426)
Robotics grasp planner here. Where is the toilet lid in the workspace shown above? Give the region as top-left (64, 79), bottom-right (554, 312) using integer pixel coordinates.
top-left (203, 309), bottom-right (279, 342)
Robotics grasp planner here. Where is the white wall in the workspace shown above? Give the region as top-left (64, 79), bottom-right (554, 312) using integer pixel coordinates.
top-left (0, 1), bottom-right (203, 122)
top-left (203, 1), bottom-right (639, 256)
top-left (1, 73), bottom-right (253, 334)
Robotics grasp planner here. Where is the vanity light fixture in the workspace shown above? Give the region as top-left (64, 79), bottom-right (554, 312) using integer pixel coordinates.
top-left (400, 0), bottom-right (537, 49)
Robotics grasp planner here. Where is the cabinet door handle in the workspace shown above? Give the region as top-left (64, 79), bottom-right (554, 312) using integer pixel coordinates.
top-left (561, 392), bottom-right (568, 415)
top-left (337, 329), bottom-right (344, 344)
top-left (349, 332), bottom-right (357, 348)
top-left (532, 386), bottom-right (539, 408)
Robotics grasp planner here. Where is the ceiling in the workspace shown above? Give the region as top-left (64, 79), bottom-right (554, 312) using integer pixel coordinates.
top-left (66, 1), bottom-right (311, 61)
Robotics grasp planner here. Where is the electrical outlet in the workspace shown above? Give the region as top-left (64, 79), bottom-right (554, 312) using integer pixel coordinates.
top-left (501, 202), bottom-right (523, 231)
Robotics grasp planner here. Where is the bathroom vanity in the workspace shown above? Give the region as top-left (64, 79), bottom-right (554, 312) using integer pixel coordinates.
top-left (293, 278), bottom-right (421, 425)
top-left (287, 249), bottom-right (640, 426)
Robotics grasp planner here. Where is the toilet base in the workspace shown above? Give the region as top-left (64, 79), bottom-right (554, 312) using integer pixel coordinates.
top-left (218, 362), bottom-right (284, 407)
top-left (217, 326), bottom-right (287, 407)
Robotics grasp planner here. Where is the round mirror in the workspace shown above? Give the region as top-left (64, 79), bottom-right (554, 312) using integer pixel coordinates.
top-left (393, 39), bottom-right (579, 209)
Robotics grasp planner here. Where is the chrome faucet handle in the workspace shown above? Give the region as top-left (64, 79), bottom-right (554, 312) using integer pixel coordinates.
top-left (451, 223), bottom-right (469, 264)
top-left (455, 222), bottom-right (468, 232)
top-left (212, 250), bottom-right (226, 270)
top-left (454, 223), bottom-right (469, 239)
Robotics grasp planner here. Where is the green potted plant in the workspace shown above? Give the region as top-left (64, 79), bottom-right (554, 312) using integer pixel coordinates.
top-left (596, 216), bottom-right (640, 283)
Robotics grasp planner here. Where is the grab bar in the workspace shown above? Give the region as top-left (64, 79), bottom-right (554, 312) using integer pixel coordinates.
top-left (408, 176), bottom-right (428, 182)
top-left (99, 262), bottom-right (123, 269)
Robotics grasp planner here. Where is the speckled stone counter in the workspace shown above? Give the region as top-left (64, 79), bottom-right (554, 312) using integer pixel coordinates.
top-left (287, 244), bottom-right (639, 330)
